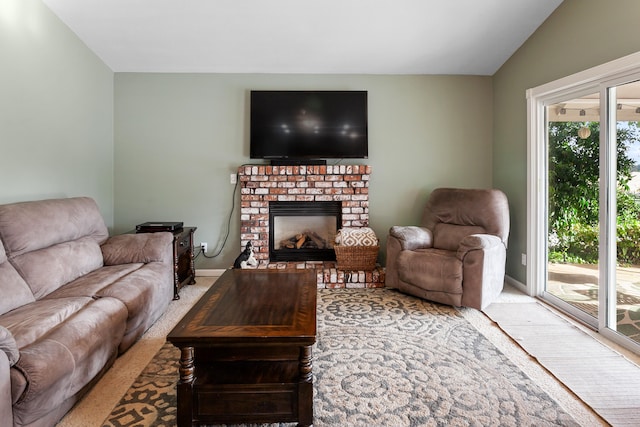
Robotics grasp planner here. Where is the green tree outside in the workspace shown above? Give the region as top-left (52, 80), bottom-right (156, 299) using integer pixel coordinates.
top-left (548, 120), bottom-right (640, 264)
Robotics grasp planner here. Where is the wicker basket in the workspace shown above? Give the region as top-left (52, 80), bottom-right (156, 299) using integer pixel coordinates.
top-left (334, 244), bottom-right (379, 271)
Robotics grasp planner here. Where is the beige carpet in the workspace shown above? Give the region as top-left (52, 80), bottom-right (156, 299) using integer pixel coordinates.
top-left (59, 278), bottom-right (604, 426)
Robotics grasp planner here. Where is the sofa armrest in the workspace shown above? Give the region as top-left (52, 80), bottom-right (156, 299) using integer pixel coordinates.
top-left (0, 325), bottom-right (17, 420)
top-left (388, 226), bottom-right (433, 251)
top-left (0, 349), bottom-right (12, 425)
top-left (456, 234), bottom-right (503, 261)
top-left (101, 232), bottom-right (174, 266)
top-left (456, 234), bottom-right (507, 309)
top-left (0, 326), bottom-right (19, 367)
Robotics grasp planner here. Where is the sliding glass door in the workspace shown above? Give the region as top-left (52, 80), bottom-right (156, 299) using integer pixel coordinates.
top-left (609, 81), bottom-right (640, 344)
top-left (545, 92), bottom-right (601, 327)
top-left (541, 80), bottom-right (640, 348)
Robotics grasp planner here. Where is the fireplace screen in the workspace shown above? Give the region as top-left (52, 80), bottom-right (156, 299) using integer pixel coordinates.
top-left (269, 201), bottom-right (341, 261)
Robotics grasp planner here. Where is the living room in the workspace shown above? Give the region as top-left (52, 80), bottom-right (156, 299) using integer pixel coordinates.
top-left (3, 0), bottom-right (639, 288)
top-left (3, 0), bottom-right (640, 425)
top-left (1, 0), bottom-right (634, 282)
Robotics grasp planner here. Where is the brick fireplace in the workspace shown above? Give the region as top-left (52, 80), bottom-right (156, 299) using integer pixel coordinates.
top-left (238, 164), bottom-right (384, 288)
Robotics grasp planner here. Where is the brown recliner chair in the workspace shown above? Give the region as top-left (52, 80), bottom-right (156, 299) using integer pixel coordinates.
top-left (386, 188), bottom-right (509, 310)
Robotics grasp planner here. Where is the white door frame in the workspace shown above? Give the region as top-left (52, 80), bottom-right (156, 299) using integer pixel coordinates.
top-left (526, 51), bottom-right (640, 353)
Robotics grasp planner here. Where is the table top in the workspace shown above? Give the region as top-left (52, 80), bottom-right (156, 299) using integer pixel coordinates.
top-left (167, 269), bottom-right (317, 346)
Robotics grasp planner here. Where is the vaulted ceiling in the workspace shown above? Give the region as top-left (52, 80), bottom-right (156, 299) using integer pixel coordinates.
top-left (42, 0), bottom-right (563, 75)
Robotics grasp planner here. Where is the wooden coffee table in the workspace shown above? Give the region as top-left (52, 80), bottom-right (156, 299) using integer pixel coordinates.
top-left (167, 269), bottom-right (317, 427)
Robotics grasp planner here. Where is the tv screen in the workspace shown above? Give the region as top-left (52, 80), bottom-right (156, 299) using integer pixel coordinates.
top-left (250, 90), bottom-right (368, 160)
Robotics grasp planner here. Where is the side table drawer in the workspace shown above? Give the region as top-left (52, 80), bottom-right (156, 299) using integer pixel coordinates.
top-left (176, 232), bottom-right (191, 256)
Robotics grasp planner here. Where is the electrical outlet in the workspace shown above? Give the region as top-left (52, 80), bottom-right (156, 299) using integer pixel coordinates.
top-left (521, 253), bottom-right (527, 266)
top-left (201, 242), bottom-right (208, 253)
top-left (230, 173), bottom-right (237, 184)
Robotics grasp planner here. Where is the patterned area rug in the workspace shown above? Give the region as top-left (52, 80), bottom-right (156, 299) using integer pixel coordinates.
top-left (103, 289), bottom-right (579, 426)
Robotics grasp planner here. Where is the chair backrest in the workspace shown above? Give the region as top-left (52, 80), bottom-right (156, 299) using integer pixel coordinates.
top-left (421, 188), bottom-right (509, 251)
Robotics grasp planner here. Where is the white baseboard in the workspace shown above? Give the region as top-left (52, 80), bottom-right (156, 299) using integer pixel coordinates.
top-left (505, 274), bottom-right (529, 295)
top-left (196, 268), bottom-right (226, 277)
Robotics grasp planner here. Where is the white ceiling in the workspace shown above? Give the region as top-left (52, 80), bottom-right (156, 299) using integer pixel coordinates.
top-left (42, 0), bottom-right (563, 75)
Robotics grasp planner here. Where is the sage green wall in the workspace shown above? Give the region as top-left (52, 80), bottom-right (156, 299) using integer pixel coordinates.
top-left (0, 0), bottom-right (114, 225)
top-left (114, 74), bottom-right (493, 269)
top-left (493, 0), bottom-right (640, 284)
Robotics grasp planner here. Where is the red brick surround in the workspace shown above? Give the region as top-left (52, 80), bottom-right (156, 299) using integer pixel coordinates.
top-left (238, 164), bottom-right (384, 288)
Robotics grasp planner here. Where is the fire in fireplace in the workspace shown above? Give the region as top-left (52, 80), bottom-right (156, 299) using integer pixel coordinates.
top-left (269, 201), bottom-right (342, 262)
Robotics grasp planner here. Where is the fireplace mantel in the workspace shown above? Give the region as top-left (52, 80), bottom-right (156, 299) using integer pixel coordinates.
top-left (238, 164), bottom-right (384, 288)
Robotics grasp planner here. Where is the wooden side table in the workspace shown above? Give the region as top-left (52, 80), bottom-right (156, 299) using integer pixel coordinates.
top-left (171, 227), bottom-right (197, 300)
top-left (134, 226), bottom-right (197, 300)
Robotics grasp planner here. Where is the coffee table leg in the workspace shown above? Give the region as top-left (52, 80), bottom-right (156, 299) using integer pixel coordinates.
top-left (298, 345), bottom-right (313, 426)
top-left (177, 346), bottom-right (195, 427)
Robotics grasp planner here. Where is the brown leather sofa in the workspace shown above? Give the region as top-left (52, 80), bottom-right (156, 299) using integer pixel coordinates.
top-left (0, 197), bottom-right (174, 427)
top-left (386, 188), bottom-right (509, 310)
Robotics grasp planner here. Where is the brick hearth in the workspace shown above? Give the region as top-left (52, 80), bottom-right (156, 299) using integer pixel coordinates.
top-left (238, 164), bottom-right (384, 288)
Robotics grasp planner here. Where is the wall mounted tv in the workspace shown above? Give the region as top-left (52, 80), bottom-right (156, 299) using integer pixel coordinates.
top-left (250, 90), bottom-right (368, 162)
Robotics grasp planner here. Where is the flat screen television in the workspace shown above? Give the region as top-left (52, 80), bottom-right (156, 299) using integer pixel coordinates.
top-left (250, 90), bottom-right (368, 161)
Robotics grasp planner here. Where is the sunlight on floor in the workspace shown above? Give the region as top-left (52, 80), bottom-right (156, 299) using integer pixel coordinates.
top-left (547, 263), bottom-right (640, 344)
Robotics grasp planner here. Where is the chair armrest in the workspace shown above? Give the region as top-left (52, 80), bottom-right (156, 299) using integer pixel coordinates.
top-left (101, 232), bottom-right (174, 266)
top-left (0, 349), bottom-right (12, 425)
top-left (456, 234), bottom-right (503, 261)
top-left (0, 326), bottom-right (19, 367)
top-left (0, 326), bottom-right (17, 421)
top-left (389, 226), bottom-right (433, 251)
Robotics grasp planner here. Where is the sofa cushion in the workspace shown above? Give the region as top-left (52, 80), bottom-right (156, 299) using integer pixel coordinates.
top-left (9, 297), bottom-right (127, 425)
top-left (422, 188), bottom-right (510, 245)
top-left (0, 197), bottom-right (108, 258)
top-left (397, 248), bottom-right (463, 294)
top-left (432, 223), bottom-right (486, 252)
top-left (0, 297), bottom-right (95, 350)
top-left (43, 262), bottom-right (169, 353)
top-left (44, 264), bottom-right (143, 300)
top-left (97, 262), bottom-right (172, 352)
top-left (101, 232), bottom-right (173, 265)
top-left (0, 246), bottom-right (35, 315)
top-left (0, 326), bottom-right (19, 366)
top-left (10, 237), bottom-right (104, 299)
